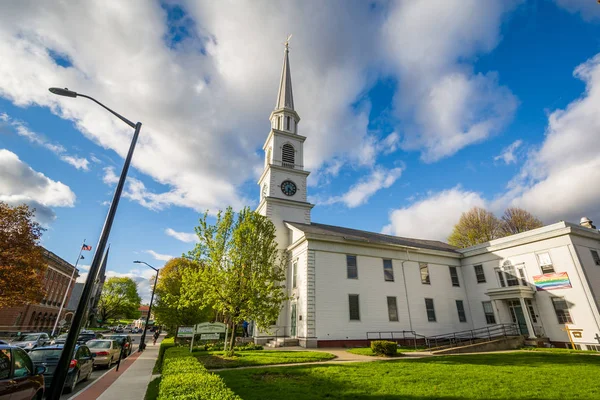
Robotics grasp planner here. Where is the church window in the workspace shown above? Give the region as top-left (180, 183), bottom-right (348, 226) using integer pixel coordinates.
top-left (537, 252), bottom-right (554, 273)
top-left (286, 116), bottom-right (291, 131)
top-left (474, 265), bottom-right (486, 283)
top-left (425, 298), bottom-right (436, 322)
top-left (282, 144), bottom-right (295, 168)
top-left (420, 263), bottom-right (430, 284)
top-left (292, 261), bottom-right (297, 289)
top-left (551, 297), bottom-right (573, 324)
top-left (456, 300), bottom-right (467, 322)
top-left (383, 259), bottom-right (394, 282)
top-left (449, 266), bottom-right (460, 287)
top-left (482, 302), bottom-right (496, 324)
top-left (347, 255), bottom-right (358, 279)
top-left (502, 261), bottom-right (519, 286)
top-left (349, 294), bottom-right (360, 320)
top-left (592, 250), bottom-right (600, 266)
top-left (387, 296), bottom-right (399, 322)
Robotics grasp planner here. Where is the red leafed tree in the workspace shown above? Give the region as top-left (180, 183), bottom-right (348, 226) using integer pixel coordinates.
top-left (0, 202), bottom-right (47, 307)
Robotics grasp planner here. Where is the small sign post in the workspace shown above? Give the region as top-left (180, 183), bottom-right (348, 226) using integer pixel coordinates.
top-left (562, 325), bottom-right (583, 349)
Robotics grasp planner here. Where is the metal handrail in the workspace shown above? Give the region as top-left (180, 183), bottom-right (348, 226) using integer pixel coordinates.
top-left (365, 330), bottom-right (428, 349)
top-left (424, 324), bottom-right (520, 349)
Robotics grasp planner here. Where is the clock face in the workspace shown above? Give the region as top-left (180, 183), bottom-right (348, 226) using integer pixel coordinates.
top-left (281, 180), bottom-right (297, 196)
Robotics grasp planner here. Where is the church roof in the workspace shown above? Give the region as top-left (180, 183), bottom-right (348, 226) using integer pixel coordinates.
top-left (275, 43), bottom-right (294, 110)
top-left (286, 221), bottom-right (459, 253)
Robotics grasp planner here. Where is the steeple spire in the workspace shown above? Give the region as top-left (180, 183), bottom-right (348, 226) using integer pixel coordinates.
top-left (276, 35), bottom-right (294, 111)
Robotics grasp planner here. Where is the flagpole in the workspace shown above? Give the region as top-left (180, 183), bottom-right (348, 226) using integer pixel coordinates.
top-left (51, 240), bottom-right (86, 337)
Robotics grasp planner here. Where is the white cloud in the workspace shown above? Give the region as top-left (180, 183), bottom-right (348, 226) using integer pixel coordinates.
top-left (1, 113), bottom-right (90, 170)
top-left (382, 0), bottom-right (519, 162)
top-left (494, 139), bottom-right (523, 165)
top-left (0, 149), bottom-right (76, 223)
top-left (165, 228), bottom-right (198, 243)
top-left (60, 155), bottom-right (89, 170)
top-left (102, 167), bottom-right (119, 185)
top-left (144, 250), bottom-right (174, 262)
top-left (319, 166), bottom-right (403, 208)
top-left (382, 187), bottom-right (486, 241)
top-left (0, 1), bottom-right (392, 213)
top-left (496, 54), bottom-right (600, 223)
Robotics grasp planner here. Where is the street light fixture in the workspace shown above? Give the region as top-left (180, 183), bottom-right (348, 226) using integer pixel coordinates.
top-left (46, 88), bottom-right (142, 400)
top-left (134, 260), bottom-right (159, 352)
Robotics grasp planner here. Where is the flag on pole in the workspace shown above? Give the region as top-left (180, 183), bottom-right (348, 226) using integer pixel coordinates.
top-left (82, 244), bottom-right (92, 251)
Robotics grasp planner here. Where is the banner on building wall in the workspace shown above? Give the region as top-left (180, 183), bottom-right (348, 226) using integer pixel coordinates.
top-left (533, 272), bottom-right (572, 291)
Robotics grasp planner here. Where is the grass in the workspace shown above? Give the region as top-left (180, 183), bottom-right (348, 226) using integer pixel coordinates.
top-left (218, 352), bottom-right (600, 399)
top-left (519, 346), bottom-right (598, 354)
top-left (194, 350), bottom-right (336, 369)
top-left (346, 346), bottom-right (426, 356)
top-left (144, 377), bottom-right (160, 400)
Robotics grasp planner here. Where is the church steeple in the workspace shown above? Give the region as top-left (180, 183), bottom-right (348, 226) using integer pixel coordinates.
top-left (276, 39), bottom-right (294, 111)
top-left (270, 36), bottom-right (300, 134)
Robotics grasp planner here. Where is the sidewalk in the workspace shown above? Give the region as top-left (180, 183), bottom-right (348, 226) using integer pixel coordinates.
top-left (72, 336), bottom-right (162, 400)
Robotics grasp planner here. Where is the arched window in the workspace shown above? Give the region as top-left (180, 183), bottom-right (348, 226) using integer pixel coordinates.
top-left (282, 144), bottom-right (295, 168)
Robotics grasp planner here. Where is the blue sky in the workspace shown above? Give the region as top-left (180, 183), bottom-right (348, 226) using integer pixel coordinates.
top-left (1, 0), bottom-right (599, 301)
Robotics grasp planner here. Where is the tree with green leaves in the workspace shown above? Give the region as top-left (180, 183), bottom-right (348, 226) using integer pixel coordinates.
top-left (448, 206), bottom-right (544, 248)
top-left (0, 202), bottom-right (47, 308)
top-left (153, 257), bottom-right (213, 331)
top-left (181, 207), bottom-right (288, 355)
top-left (448, 207), bottom-right (502, 248)
top-left (97, 277), bottom-right (142, 325)
top-left (500, 207), bottom-right (543, 235)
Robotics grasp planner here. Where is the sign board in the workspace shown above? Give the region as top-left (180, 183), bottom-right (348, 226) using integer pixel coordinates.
top-left (533, 272), bottom-right (572, 291)
top-left (200, 333), bottom-right (220, 340)
top-left (58, 319), bottom-right (67, 327)
top-left (177, 326), bottom-right (194, 338)
top-left (195, 322), bottom-right (227, 334)
top-left (573, 332), bottom-right (582, 338)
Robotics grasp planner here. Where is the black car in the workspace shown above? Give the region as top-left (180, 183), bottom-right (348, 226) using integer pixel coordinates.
top-left (27, 345), bottom-right (94, 394)
top-left (52, 332), bottom-right (103, 346)
top-left (0, 345), bottom-right (46, 400)
top-left (102, 335), bottom-right (134, 357)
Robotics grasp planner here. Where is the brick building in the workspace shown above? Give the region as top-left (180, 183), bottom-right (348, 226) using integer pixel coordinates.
top-left (0, 248), bottom-right (78, 334)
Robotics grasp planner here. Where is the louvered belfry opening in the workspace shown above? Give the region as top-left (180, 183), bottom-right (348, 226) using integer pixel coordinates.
top-left (282, 143), bottom-right (295, 168)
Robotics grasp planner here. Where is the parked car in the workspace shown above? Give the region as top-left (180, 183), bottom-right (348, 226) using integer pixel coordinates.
top-left (0, 340), bottom-right (8, 345)
top-left (27, 344), bottom-right (93, 394)
top-left (0, 345), bottom-right (46, 399)
top-left (86, 340), bottom-right (120, 368)
top-left (103, 335), bottom-right (134, 357)
top-left (11, 333), bottom-right (50, 352)
top-left (114, 327), bottom-right (124, 333)
top-left (51, 332), bottom-right (103, 346)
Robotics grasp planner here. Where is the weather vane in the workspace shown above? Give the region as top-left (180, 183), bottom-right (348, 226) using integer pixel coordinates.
top-left (284, 34), bottom-right (292, 49)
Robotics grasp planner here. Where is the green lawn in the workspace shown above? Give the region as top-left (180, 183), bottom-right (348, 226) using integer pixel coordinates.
top-left (346, 346), bottom-right (426, 356)
top-left (218, 352), bottom-right (600, 399)
top-left (194, 350), bottom-right (335, 369)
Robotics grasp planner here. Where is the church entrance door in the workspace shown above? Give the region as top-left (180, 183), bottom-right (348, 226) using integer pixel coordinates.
top-left (291, 304), bottom-right (297, 337)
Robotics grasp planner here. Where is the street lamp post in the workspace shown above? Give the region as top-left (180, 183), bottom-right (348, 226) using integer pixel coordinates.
top-left (46, 88), bottom-right (142, 400)
top-left (134, 260), bottom-right (159, 351)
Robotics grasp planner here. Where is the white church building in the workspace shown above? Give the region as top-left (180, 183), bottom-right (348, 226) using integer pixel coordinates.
top-left (256, 44), bottom-right (600, 350)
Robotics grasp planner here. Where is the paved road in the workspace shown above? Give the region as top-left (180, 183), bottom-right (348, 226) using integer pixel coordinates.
top-left (56, 333), bottom-right (148, 399)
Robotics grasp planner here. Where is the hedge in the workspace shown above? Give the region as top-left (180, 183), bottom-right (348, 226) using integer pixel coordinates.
top-left (371, 340), bottom-right (398, 356)
top-left (158, 346), bottom-right (241, 400)
top-left (154, 337), bottom-right (177, 373)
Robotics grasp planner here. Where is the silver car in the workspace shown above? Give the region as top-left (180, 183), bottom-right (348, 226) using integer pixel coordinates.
top-left (11, 333), bottom-right (50, 352)
top-left (86, 340), bottom-right (121, 368)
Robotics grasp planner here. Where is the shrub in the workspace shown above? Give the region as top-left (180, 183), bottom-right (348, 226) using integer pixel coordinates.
top-left (158, 346), bottom-right (241, 400)
top-left (234, 343), bottom-right (263, 351)
top-left (371, 340), bottom-right (398, 356)
top-left (154, 337), bottom-right (177, 373)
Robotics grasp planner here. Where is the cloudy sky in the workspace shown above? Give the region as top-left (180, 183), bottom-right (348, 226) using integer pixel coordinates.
top-left (1, 0), bottom-right (599, 302)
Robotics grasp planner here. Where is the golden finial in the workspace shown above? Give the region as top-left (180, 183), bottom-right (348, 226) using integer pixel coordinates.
top-left (284, 34), bottom-right (292, 50)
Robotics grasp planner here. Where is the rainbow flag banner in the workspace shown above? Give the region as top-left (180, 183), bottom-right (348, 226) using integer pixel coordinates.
top-left (533, 272), bottom-right (572, 291)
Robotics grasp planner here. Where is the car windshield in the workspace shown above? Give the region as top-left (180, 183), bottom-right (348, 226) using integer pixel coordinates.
top-left (57, 334), bottom-right (69, 339)
top-left (78, 334), bottom-right (95, 340)
top-left (87, 341), bottom-right (111, 348)
top-left (28, 349), bottom-right (63, 362)
top-left (105, 336), bottom-right (124, 343)
top-left (14, 334), bottom-right (40, 341)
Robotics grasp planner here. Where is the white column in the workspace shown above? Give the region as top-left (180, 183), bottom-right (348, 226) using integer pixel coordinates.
top-left (519, 297), bottom-right (537, 339)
